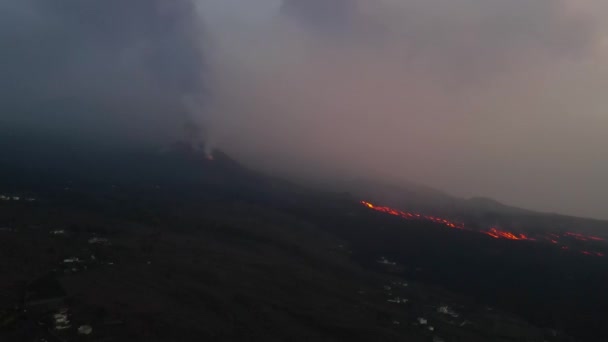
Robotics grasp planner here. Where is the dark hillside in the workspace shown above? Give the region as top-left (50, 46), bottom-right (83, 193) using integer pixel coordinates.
top-left (0, 145), bottom-right (603, 341)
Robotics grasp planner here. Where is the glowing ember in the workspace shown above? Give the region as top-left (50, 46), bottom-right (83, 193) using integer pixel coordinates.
top-left (564, 232), bottom-right (604, 242)
top-left (484, 228), bottom-right (530, 240)
top-left (580, 251), bottom-right (605, 257)
top-left (360, 200), bottom-right (606, 257)
top-left (360, 201), bottom-right (465, 230)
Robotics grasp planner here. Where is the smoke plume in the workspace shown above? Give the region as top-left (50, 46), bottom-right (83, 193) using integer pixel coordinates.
top-left (2, 0), bottom-right (608, 218)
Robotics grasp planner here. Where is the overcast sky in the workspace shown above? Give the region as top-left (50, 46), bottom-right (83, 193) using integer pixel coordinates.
top-left (2, 0), bottom-right (608, 219)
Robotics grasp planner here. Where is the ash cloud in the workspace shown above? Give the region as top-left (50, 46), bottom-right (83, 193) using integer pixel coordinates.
top-left (199, 0), bottom-right (608, 219)
top-left (1, 0), bottom-right (608, 219)
top-left (0, 0), bottom-right (206, 145)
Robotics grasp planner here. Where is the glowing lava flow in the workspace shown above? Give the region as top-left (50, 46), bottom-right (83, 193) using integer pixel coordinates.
top-left (564, 232), bottom-right (604, 242)
top-left (360, 201), bottom-right (465, 230)
top-left (484, 228), bottom-right (530, 240)
top-left (360, 200), bottom-right (606, 256)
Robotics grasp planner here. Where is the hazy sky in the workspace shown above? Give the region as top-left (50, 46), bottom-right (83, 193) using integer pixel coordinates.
top-left (2, 0), bottom-right (608, 219)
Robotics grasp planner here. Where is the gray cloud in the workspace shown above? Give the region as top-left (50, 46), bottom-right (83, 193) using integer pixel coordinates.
top-left (199, 0), bottom-right (608, 219)
top-left (281, 0), bottom-right (355, 32)
top-left (280, 0), bottom-right (597, 82)
top-left (0, 0), bottom-right (205, 143)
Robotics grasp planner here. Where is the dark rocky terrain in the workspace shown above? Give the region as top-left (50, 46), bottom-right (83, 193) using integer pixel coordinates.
top-left (0, 142), bottom-right (604, 341)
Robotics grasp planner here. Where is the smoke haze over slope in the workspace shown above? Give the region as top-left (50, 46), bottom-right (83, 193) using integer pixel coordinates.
top-left (2, 0), bottom-right (608, 219)
top-left (200, 0), bottom-right (608, 219)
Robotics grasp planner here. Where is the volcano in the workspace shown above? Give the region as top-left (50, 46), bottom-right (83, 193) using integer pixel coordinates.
top-left (2, 144), bottom-right (608, 341)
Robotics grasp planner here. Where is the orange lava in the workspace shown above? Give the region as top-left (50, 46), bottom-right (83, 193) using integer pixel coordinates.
top-left (360, 201), bottom-right (465, 230)
top-left (484, 228), bottom-right (530, 240)
top-left (360, 200), bottom-right (606, 257)
top-left (564, 232), bottom-right (604, 242)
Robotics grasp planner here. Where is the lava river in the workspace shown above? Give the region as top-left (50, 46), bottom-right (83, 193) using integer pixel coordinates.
top-left (360, 200), bottom-right (605, 257)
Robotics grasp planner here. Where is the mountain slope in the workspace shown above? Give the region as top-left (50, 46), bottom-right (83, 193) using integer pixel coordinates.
top-left (1, 144), bottom-right (605, 341)
top-left (342, 179), bottom-right (608, 236)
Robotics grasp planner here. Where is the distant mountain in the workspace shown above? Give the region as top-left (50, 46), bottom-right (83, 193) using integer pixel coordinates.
top-left (464, 196), bottom-right (532, 215)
